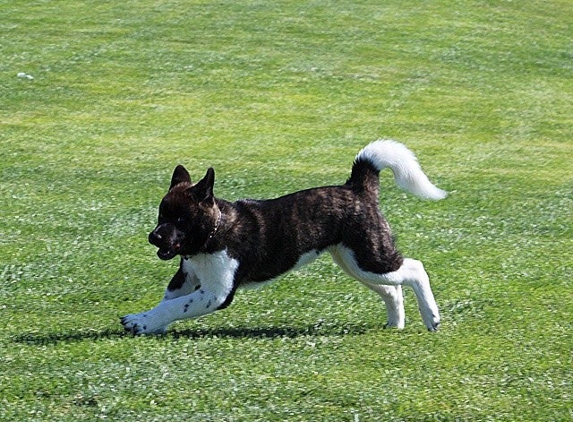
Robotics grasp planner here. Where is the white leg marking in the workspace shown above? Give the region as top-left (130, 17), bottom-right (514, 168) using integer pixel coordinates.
top-left (293, 250), bottom-right (322, 270)
top-left (369, 285), bottom-right (405, 329)
top-left (162, 260), bottom-right (201, 302)
top-left (330, 246), bottom-right (405, 329)
top-left (122, 250), bottom-right (239, 335)
top-left (330, 245), bottom-right (440, 331)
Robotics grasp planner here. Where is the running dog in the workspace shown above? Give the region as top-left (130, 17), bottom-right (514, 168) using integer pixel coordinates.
top-left (121, 140), bottom-right (447, 335)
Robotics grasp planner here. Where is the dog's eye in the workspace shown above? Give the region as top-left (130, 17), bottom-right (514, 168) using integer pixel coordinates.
top-left (176, 217), bottom-right (186, 224)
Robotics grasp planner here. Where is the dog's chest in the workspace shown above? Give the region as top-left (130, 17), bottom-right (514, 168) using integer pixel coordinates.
top-left (184, 250), bottom-right (239, 292)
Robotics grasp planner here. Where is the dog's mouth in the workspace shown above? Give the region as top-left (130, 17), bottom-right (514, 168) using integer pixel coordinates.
top-left (156, 245), bottom-right (180, 261)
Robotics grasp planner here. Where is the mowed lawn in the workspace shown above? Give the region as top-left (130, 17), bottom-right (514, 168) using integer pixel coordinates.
top-left (1, 0), bottom-right (572, 420)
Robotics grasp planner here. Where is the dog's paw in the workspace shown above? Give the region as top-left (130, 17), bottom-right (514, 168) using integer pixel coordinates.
top-left (423, 313), bottom-right (441, 332)
top-left (120, 313), bottom-right (166, 335)
top-left (418, 303), bottom-right (441, 332)
top-left (383, 321), bottom-right (405, 330)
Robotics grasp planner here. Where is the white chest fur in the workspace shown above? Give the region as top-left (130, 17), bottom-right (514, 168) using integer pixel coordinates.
top-left (185, 249), bottom-right (239, 297)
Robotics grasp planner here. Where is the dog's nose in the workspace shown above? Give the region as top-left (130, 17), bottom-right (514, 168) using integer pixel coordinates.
top-left (148, 230), bottom-right (162, 246)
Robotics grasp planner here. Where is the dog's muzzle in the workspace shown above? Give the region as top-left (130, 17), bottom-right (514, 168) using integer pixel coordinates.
top-left (149, 226), bottom-right (181, 261)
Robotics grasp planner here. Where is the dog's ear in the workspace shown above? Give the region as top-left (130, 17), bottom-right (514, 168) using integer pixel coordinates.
top-left (170, 165), bottom-right (192, 190)
top-left (187, 167), bottom-right (215, 202)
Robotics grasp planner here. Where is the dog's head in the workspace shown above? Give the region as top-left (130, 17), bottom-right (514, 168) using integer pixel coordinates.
top-left (148, 165), bottom-right (220, 260)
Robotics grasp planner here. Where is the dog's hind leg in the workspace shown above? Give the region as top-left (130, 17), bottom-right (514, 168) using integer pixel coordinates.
top-left (331, 246), bottom-right (440, 331)
top-left (330, 248), bottom-right (405, 329)
top-left (366, 284), bottom-right (405, 329)
top-left (378, 259), bottom-right (440, 331)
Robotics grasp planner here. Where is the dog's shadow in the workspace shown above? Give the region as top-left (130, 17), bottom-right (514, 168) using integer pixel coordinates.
top-left (12, 322), bottom-right (378, 346)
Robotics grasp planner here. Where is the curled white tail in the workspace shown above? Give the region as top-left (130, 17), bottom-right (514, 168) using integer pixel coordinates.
top-left (356, 140), bottom-right (447, 200)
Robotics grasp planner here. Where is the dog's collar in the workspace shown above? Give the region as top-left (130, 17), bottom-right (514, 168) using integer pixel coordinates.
top-left (205, 208), bottom-right (222, 246)
top-left (210, 209), bottom-right (222, 240)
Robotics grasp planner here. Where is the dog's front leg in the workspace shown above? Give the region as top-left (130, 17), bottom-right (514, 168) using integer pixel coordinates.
top-left (161, 260), bottom-right (201, 302)
top-left (121, 287), bottom-right (228, 335)
top-left (122, 251), bottom-right (239, 335)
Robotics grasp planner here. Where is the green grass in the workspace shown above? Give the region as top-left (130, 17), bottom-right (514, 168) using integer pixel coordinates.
top-left (1, 0), bottom-right (572, 420)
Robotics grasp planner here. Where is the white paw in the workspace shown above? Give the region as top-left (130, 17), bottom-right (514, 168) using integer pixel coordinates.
top-left (384, 319), bottom-right (406, 330)
top-left (120, 313), bottom-right (167, 335)
top-left (384, 305), bottom-right (405, 330)
top-left (420, 308), bottom-right (441, 331)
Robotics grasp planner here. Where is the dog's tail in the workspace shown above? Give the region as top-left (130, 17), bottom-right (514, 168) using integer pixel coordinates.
top-left (347, 140), bottom-right (447, 200)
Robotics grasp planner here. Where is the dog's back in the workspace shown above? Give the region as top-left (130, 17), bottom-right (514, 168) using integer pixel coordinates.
top-left (224, 140), bottom-right (446, 283)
